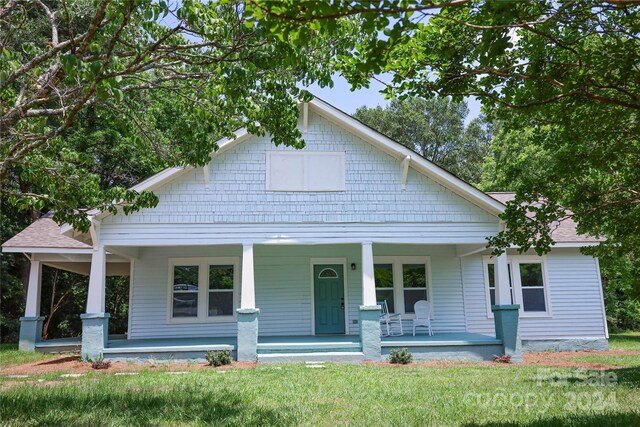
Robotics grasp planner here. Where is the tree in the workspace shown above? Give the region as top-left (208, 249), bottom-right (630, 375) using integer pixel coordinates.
top-left (354, 97), bottom-right (493, 183)
top-left (246, 1), bottom-right (640, 261)
top-left (0, 0), bottom-right (358, 231)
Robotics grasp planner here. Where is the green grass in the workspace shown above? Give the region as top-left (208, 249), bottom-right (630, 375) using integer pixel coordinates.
top-left (1, 363), bottom-right (639, 426)
top-left (609, 332), bottom-right (640, 351)
top-left (0, 344), bottom-right (59, 369)
top-left (569, 354), bottom-right (640, 368)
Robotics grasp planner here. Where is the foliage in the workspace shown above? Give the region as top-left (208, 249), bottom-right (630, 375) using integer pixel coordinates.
top-left (388, 347), bottom-right (413, 364)
top-left (355, 97), bottom-right (494, 183)
top-left (246, 0), bottom-right (640, 265)
top-left (492, 354), bottom-right (512, 364)
top-left (600, 255), bottom-right (640, 333)
top-left (1, 363), bottom-right (640, 425)
top-left (90, 355), bottom-right (111, 370)
top-left (0, 0), bottom-right (359, 231)
top-left (205, 350), bottom-right (232, 367)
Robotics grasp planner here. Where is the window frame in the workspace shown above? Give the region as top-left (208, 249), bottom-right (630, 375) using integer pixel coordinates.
top-left (482, 255), bottom-right (552, 319)
top-left (373, 256), bottom-right (433, 319)
top-left (167, 257), bottom-right (240, 324)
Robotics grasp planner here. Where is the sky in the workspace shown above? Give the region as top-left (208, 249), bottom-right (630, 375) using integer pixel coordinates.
top-left (306, 74), bottom-right (483, 122)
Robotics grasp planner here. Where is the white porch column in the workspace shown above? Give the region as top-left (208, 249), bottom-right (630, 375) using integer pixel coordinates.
top-left (237, 243), bottom-right (259, 361)
top-left (494, 252), bottom-right (511, 305)
top-left (19, 260), bottom-right (44, 351)
top-left (25, 260), bottom-right (42, 317)
top-left (361, 242), bottom-right (376, 305)
top-left (86, 245), bottom-right (107, 313)
top-left (82, 245), bottom-right (109, 359)
top-left (241, 243), bottom-right (256, 309)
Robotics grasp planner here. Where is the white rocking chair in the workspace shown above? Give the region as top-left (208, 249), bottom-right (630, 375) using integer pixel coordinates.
top-left (412, 300), bottom-right (433, 336)
top-left (378, 300), bottom-right (403, 337)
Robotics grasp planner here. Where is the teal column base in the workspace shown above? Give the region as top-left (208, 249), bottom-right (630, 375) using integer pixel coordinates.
top-left (492, 304), bottom-right (523, 363)
top-left (237, 308), bottom-right (259, 362)
top-left (81, 313), bottom-right (110, 359)
top-left (19, 316), bottom-right (45, 352)
top-left (359, 305), bottom-right (382, 361)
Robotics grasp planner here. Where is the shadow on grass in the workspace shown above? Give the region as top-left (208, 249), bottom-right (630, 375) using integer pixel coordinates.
top-left (0, 382), bottom-right (292, 426)
top-left (35, 356), bottom-right (79, 365)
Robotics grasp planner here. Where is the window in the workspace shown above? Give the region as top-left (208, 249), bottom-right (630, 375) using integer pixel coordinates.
top-left (486, 263), bottom-right (514, 306)
top-left (266, 151), bottom-right (345, 191)
top-left (483, 256), bottom-right (551, 317)
top-left (168, 258), bottom-right (239, 322)
top-left (374, 257), bottom-right (432, 317)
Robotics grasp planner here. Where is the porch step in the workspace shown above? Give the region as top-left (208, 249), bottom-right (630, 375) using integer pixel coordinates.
top-left (257, 351), bottom-right (365, 363)
top-left (257, 341), bottom-right (361, 354)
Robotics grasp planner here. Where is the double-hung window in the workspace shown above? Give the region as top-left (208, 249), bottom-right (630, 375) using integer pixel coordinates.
top-left (169, 257), bottom-right (239, 323)
top-left (373, 256), bottom-right (432, 317)
top-left (483, 256), bottom-right (551, 317)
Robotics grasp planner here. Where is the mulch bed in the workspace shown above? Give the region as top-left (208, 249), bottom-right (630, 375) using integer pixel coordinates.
top-left (2, 350), bottom-right (637, 376)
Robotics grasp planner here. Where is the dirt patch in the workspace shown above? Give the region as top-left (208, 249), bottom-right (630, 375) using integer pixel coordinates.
top-left (0, 355), bottom-right (256, 376)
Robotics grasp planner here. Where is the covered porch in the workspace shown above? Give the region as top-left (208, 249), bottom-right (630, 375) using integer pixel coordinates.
top-left (13, 236), bottom-right (521, 363)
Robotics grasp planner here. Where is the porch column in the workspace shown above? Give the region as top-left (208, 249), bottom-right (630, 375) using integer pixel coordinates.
top-left (491, 251), bottom-right (522, 363)
top-left (359, 242), bottom-right (381, 361)
top-left (237, 243), bottom-right (259, 361)
top-left (19, 260), bottom-right (44, 352)
top-left (81, 245), bottom-right (110, 359)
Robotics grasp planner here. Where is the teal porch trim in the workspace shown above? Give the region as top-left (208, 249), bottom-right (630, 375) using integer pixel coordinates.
top-left (359, 305), bottom-right (382, 361)
top-left (492, 304), bottom-right (522, 363)
top-left (237, 308), bottom-right (259, 361)
top-left (19, 316), bottom-right (44, 352)
top-left (81, 312), bottom-right (110, 359)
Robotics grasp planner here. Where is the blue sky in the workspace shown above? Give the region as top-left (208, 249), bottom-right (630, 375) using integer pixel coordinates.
top-left (306, 74), bottom-right (482, 122)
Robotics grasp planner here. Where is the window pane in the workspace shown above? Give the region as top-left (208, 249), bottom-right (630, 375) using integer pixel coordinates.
top-left (522, 288), bottom-right (546, 312)
top-left (490, 288), bottom-right (496, 306)
top-left (487, 264), bottom-right (495, 288)
top-left (374, 264), bottom-right (393, 288)
top-left (403, 264), bottom-right (426, 288)
top-left (376, 289), bottom-right (395, 313)
top-left (173, 266), bottom-right (199, 291)
top-left (208, 291), bottom-right (233, 316)
top-left (404, 289), bottom-right (428, 313)
top-left (173, 292), bottom-right (198, 317)
top-left (209, 265), bottom-right (234, 290)
top-left (519, 263), bottom-right (544, 287)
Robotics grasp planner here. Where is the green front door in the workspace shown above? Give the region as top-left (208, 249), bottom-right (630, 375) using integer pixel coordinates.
top-left (313, 264), bottom-right (346, 334)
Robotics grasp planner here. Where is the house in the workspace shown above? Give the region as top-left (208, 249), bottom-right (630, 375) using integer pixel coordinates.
top-left (2, 98), bottom-right (609, 363)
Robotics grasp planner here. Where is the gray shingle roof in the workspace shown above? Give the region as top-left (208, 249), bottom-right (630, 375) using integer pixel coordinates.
top-left (2, 213), bottom-right (91, 250)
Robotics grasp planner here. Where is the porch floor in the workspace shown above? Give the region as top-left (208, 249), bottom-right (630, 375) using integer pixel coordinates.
top-left (34, 332), bottom-right (500, 353)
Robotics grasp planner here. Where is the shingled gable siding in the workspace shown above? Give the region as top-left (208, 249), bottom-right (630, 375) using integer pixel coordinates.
top-left (128, 244), bottom-right (468, 339)
top-left (462, 248), bottom-right (607, 340)
top-left (100, 110), bottom-right (498, 245)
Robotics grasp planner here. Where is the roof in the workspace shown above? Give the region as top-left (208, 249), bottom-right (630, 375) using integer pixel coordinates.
top-left (1, 212), bottom-right (92, 252)
top-left (487, 192), bottom-right (599, 243)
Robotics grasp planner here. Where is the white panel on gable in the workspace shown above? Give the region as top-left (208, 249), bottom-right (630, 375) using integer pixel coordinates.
top-left (266, 151), bottom-right (345, 192)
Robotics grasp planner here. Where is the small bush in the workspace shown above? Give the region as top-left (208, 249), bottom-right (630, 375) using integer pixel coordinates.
top-left (87, 354), bottom-right (111, 369)
top-left (205, 350), bottom-right (232, 367)
top-left (492, 354), bottom-right (512, 364)
top-left (389, 348), bottom-right (413, 364)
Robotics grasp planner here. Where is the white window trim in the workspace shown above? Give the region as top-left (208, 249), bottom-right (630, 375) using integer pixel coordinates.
top-left (483, 255), bottom-right (553, 319)
top-left (373, 256), bottom-right (433, 319)
top-left (265, 151), bottom-right (346, 192)
top-left (167, 257), bottom-right (240, 324)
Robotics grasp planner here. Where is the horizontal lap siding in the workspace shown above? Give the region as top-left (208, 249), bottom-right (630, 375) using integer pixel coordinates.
top-left (462, 250), bottom-right (607, 339)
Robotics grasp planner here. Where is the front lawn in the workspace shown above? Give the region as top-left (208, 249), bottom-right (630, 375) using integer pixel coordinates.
top-left (1, 362), bottom-right (639, 426)
top-left (609, 332), bottom-right (640, 351)
top-left (0, 344), bottom-right (58, 369)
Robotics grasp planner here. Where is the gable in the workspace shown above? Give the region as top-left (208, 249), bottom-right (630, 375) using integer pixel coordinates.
top-left (102, 110), bottom-right (498, 226)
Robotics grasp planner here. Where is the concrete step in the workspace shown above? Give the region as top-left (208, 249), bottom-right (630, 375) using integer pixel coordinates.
top-left (257, 351), bottom-right (365, 363)
top-left (257, 341), bottom-right (361, 354)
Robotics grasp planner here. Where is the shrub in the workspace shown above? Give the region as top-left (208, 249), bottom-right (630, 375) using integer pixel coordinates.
top-left (88, 354), bottom-right (111, 369)
top-left (492, 354), bottom-right (512, 364)
top-left (205, 350), bottom-right (232, 367)
top-left (389, 348), bottom-right (413, 364)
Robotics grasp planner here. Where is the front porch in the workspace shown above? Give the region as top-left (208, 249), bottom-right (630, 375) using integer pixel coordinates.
top-left (34, 332), bottom-right (503, 363)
